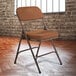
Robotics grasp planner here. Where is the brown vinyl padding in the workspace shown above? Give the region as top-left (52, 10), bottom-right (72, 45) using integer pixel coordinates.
top-left (26, 30), bottom-right (59, 40)
top-left (16, 6), bottom-right (43, 21)
top-left (17, 6), bottom-right (59, 41)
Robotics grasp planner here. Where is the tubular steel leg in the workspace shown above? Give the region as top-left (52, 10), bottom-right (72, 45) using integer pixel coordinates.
top-left (51, 40), bottom-right (62, 65)
top-left (36, 41), bottom-right (41, 58)
top-left (27, 40), bottom-right (41, 73)
top-left (14, 36), bottom-right (22, 64)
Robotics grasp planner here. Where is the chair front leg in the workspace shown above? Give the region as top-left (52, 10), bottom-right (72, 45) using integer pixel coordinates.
top-left (14, 35), bottom-right (22, 64)
top-left (51, 40), bottom-right (62, 65)
top-left (27, 40), bottom-right (41, 73)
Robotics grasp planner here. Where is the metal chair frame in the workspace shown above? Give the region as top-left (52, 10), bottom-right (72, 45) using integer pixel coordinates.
top-left (14, 6), bottom-right (62, 74)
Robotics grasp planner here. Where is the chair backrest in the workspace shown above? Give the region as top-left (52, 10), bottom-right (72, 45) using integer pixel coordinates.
top-left (16, 6), bottom-right (43, 21)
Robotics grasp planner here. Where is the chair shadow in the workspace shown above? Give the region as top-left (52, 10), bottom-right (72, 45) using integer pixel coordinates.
top-left (16, 56), bottom-right (60, 73)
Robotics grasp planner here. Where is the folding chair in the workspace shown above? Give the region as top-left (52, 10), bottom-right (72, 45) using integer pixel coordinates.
top-left (14, 6), bottom-right (62, 73)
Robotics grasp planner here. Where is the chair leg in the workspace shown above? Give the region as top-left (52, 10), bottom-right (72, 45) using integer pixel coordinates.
top-left (36, 41), bottom-right (41, 58)
top-left (14, 36), bottom-right (22, 64)
top-left (51, 40), bottom-right (62, 65)
top-left (27, 40), bottom-right (41, 73)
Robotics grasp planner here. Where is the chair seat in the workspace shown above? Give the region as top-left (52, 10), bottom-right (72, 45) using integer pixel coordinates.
top-left (26, 30), bottom-right (59, 41)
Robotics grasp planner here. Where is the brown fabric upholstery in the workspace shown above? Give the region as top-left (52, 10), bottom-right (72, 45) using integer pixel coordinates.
top-left (26, 30), bottom-right (59, 40)
top-left (16, 6), bottom-right (43, 21)
top-left (16, 6), bottom-right (59, 41)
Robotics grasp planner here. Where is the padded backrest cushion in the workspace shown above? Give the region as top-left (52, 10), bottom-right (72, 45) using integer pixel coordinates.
top-left (16, 6), bottom-right (43, 21)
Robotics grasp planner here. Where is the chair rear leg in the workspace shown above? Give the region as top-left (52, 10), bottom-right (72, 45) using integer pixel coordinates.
top-left (36, 41), bottom-right (41, 58)
top-left (27, 40), bottom-right (41, 73)
top-left (14, 36), bottom-right (22, 64)
top-left (51, 40), bottom-right (62, 65)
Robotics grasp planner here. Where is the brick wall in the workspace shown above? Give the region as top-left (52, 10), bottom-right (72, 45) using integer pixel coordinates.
top-left (0, 0), bottom-right (76, 40)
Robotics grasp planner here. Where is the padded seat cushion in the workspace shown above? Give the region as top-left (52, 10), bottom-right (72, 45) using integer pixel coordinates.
top-left (26, 30), bottom-right (59, 40)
